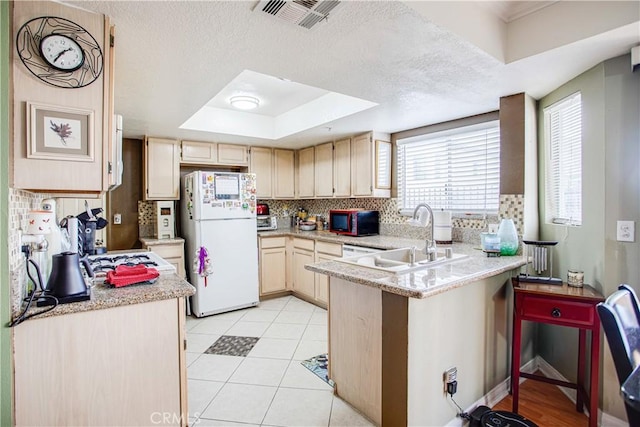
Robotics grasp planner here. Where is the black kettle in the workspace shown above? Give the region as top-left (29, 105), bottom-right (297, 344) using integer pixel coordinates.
top-left (46, 252), bottom-right (94, 298)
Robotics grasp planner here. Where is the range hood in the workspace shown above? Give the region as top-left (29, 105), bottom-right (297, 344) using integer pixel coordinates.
top-left (255, 0), bottom-right (341, 29)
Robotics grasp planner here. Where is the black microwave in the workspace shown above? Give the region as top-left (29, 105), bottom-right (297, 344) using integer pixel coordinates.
top-left (329, 209), bottom-right (379, 236)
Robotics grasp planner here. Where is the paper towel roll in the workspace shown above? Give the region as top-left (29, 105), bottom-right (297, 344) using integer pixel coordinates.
top-left (67, 217), bottom-right (79, 254)
top-left (433, 210), bottom-right (452, 242)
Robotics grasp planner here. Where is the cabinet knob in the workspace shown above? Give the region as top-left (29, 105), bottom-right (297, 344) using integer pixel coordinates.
top-left (551, 308), bottom-right (561, 318)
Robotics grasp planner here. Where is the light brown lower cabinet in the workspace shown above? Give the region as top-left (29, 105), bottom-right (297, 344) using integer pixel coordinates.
top-left (13, 298), bottom-right (188, 426)
top-left (259, 236), bottom-right (287, 295)
top-left (145, 240), bottom-right (186, 279)
top-left (259, 236), bottom-right (341, 308)
top-left (314, 241), bottom-right (342, 305)
top-left (292, 238), bottom-right (316, 300)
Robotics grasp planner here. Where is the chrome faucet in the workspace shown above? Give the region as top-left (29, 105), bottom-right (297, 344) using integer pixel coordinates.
top-left (412, 203), bottom-right (437, 262)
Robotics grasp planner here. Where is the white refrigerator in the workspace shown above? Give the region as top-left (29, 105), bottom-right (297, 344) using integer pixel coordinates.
top-left (181, 171), bottom-right (259, 317)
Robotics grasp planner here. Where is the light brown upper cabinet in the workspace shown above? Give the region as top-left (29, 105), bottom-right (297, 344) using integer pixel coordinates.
top-left (249, 147), bottom-right (273, 199)
top-left (351, 132), bottom-right (391, 198)
top-left (217, 143), bottom-right (248, 166)
top-left (273, 149), bottom-right (295, 199)
top-left (11, 2), bottom-right (113, 195)
top-left (333, 138), bottom-right (351, 197)
top-left (296, 146), bottom-right (315, 199)
top-left (180, 140), bottom-right (217, 165)
top-left (144, 137), bottom-right (180, 200)
top-left (314, 142), bottom-right (334, 198)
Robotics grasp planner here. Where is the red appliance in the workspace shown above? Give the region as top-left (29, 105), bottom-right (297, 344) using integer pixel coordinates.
top-left (329, 209), bottom-right (379, 236)
top-left (256, 203), bottom-right (269, 216)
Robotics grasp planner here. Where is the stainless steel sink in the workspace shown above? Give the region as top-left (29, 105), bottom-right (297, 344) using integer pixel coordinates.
top-left (336, 247), bottom-right (468, 273)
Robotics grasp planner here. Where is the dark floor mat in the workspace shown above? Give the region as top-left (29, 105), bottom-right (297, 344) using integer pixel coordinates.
top-left (204, 335), bottom-right (259, 357)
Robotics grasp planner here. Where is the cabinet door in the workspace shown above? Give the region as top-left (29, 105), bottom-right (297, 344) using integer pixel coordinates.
top-left (297, 147), bottom-right (315, 198)
top-left (250, 147), bottom-right (273, 199)
top-left (11, 3), bottom-right (109, 195)
top-left (315, 242), bottom-right (342, 305)
top-left (260, 247), bottom-right (287, 294)
top-left (273, 149), bottom-right (295, 198)
top-left (292, 248), bottom-right (315, 300)
top-left (14, 299), bottom-right (183, 426)
top-left (218, 144), bottom-right (248, 166)
top-left (351, 132), bottom-right (373, 197)
top-left (144, 137), bottom-right (180, 200)
top-left (333, 138), bottom-right (351, 197)
top-left (315, 142), bottom-right (333, 197)
top-left (314, 253), bottom-right (335, 305)
top-left (181, 140), bottom-right (217, 164)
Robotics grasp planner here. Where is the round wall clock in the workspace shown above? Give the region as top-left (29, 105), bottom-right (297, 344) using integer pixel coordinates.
top-left (16, 16), bottom-right (103, 89)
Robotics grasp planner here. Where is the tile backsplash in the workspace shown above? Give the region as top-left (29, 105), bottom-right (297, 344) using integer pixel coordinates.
top-left (8, 189), bottom-right (50, 314)
top-left (137, 197), bottom-right (527, 242)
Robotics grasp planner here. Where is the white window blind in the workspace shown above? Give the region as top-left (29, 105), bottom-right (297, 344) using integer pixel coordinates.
top-left (544, 92), bottom-right (582, 226)
top-left (397, 120), bottom-right (500, 214)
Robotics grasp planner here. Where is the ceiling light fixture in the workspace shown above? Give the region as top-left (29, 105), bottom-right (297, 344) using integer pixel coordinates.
top-left (230, 96), bottom-right (260, 110)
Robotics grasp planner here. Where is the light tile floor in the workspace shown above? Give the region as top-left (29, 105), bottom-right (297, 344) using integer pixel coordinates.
top-left (186, 295), bottom-right (374, 427)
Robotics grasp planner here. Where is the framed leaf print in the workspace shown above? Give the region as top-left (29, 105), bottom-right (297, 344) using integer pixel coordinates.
top-left (27, 102), bottom-right (94, 162)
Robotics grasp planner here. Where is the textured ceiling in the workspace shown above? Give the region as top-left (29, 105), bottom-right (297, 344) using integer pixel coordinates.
top-left (66, 1), bottom-right (639, 148)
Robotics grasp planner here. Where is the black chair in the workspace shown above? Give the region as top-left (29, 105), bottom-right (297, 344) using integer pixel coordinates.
top-left (597, 284), bottom-right (640, 426)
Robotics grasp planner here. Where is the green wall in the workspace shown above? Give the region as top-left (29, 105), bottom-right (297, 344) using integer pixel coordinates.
top-left (1, 1), bottom-right (13, 425)
top-left (537, 54), bottom-right (640, 421)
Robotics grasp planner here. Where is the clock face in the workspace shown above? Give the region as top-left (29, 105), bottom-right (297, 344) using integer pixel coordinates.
top-left (39, 34), bottom-right (85, 72)
top-left (16, 16), bottom-right (103, 89)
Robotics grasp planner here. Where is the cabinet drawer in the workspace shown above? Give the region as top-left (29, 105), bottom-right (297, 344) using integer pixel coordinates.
top-left (293, 238), bottom-right (314, 251)
top-left (519, 294), bottom-right (595, 327)
top-left (148, 244), bottom-right (183, 259)
top-left (260, 237), bottom-right (286, 249)
top-left (315, 241), bottom-right (342, 257)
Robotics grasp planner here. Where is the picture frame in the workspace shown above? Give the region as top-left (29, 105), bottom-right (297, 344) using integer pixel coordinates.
top-left (27, 102), bottom-right (94, 162)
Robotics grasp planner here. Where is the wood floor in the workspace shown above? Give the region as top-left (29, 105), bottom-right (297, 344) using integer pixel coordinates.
top-left (492, 375), bottom-right (589, 427)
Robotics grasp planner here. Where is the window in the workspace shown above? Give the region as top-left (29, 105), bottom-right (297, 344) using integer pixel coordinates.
top-left (544, 92), bottom-right (582, 226)
top-left (397, 120), bottom-right (500, 214)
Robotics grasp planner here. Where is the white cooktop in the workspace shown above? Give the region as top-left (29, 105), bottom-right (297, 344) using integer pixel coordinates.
top-left (87, 251), bottom-right (176, 284)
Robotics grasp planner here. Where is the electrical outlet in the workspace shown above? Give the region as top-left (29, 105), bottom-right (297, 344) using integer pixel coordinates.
top-left (444, 367), bottom-right (457, 384)
top-left (113, 213), bottom-right (122, 225)
top-left (617, 220), bottom-right (635, 242)
top-left (444, 367), bottom-right (458, 395)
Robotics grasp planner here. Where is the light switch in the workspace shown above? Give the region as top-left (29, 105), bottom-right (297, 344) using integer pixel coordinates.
top-left (113, 213), bottom-right (122, 225)
top-left (617, 220), bottom-right (635, 242)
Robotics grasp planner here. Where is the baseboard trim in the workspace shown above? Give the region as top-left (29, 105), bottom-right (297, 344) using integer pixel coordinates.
top-left (444, 355), bottom-right (626, 427)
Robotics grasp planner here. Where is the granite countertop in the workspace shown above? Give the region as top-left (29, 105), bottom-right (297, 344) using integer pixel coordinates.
top-left (258, 228), bottom-right (429, 249)
top-left (306, 242), bottom-right (527, 299)
top-left (15, 272), bottom-right (195, 322)
top-left (139, 237), bottom-right (185, 245)
top-left (259, 229), bottom-right (527, 299)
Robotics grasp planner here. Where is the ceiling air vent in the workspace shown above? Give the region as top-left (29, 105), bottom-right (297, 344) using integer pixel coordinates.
top-left (256, 0), bottom-right (341, 29)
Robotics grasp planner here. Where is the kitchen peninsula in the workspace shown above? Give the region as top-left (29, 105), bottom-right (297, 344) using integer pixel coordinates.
top-left (306, 243), bottom-right (527, 426)
top-left (11, 270), bottom-right (194, 426)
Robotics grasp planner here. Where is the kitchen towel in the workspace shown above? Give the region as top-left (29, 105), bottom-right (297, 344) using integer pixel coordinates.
top-left (106, 264), bottom-right (159, 287)
top-left (433, 210), bottom-right (452, 243)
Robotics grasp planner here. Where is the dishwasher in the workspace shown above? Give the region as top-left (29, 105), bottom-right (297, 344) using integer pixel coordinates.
top-left (341, 244), bottom-right (383, 258)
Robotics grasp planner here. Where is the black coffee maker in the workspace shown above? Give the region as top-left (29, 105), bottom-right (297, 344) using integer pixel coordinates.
top-left (76, 206), bottom-right (108, 256)
top-left (37, 252), bottom-right (93, 306)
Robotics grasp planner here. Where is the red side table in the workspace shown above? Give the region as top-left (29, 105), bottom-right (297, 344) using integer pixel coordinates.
top-left (511, 278), bottom-right (604, 427)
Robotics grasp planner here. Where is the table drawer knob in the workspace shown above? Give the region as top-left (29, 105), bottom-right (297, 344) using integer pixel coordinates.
top-left (551, 308), bottom-right (561, 318)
